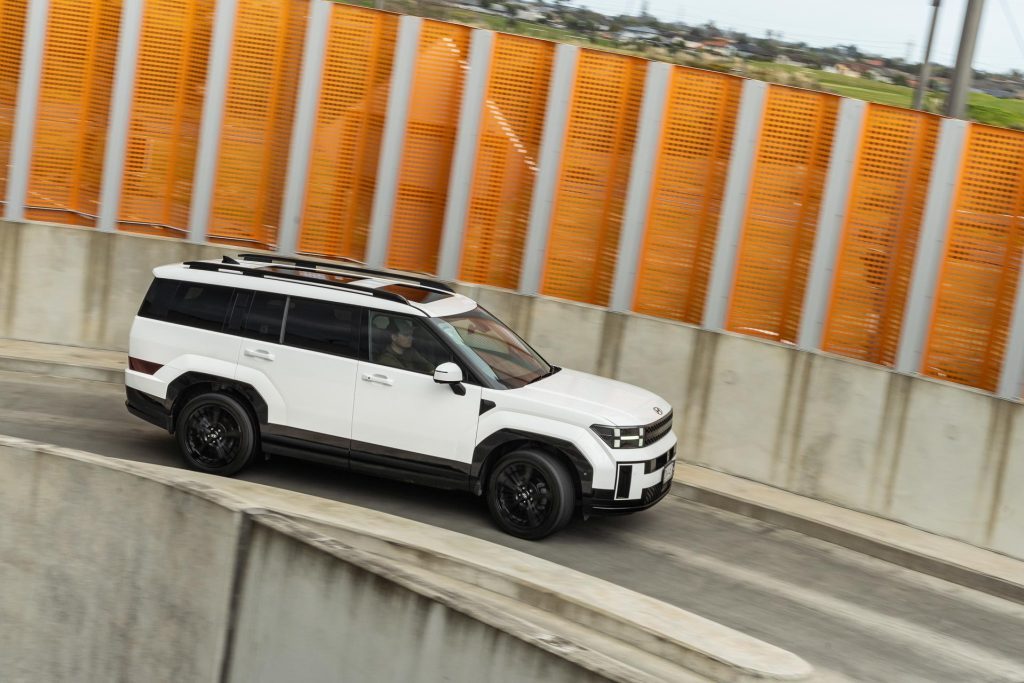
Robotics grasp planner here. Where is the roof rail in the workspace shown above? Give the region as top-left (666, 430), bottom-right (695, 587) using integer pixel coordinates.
top-left (235, 252), bottom-right (455, 294)
top-left (182, 260), bottom-right (409, 304)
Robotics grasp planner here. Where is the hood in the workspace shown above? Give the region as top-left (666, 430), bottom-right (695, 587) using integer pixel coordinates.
top-left (516, 368), bottom-right (671, 426)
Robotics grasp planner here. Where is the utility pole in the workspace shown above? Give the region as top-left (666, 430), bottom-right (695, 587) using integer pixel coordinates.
top-left (946, 0), bottom-right (986, 118)
top-left (913, 0), bottom-right (941, 110)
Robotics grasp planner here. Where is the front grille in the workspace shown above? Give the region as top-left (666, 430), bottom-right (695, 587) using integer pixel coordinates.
top-left (644, 411), bottom-right (673, 444)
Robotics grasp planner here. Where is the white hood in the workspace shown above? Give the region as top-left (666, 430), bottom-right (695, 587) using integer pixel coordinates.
top-left (515, 368), bottom-right (671, 426)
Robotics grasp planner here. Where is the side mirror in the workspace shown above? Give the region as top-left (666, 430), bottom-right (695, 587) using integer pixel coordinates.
top-left (433, 362), bottom-right (466, 396)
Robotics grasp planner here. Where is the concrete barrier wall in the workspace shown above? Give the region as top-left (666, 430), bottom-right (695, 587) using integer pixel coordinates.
top-left (2, 219), bottom-right (1022, 561)
top-left (0, 437), bottom-right (812, 683)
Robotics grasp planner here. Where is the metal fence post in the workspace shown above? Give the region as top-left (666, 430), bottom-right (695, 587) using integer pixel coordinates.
top-left (895, 118), bottom-right (969, 374)
top-left (797, 97), bottom-right (867, 351)
top-left (609, 60), bottom-right (671, 313)
top-left (436, 28), bottom-right (494, 281)
top-left (365, 15), bottom-right (421, 268)
top-left (97, 0), bottom-right (144, 233)
top-left (277, 0), bottom-right (332, 255)
top-left (5, 0), bottom-right (50, 222)
top-left (518, 43), bottom-right (578, 296)
top-left (702, 79), bottom-right (768, 331)
top-left (187, 0), bottom-right (237, 244)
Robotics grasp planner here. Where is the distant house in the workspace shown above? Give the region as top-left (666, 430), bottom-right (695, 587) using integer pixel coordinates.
top-left (616, 25), bottom-right (662, 43)
top-left (701, 37), bottom-right (736, 57)
top-left (515, 7), bottom-right (543, 20)
top-left (774, 54), bottom-right (809, 68)
top-left (823, 63), bottom-right (861, 78)
top-left (863, 58), bottom-right (885, 68)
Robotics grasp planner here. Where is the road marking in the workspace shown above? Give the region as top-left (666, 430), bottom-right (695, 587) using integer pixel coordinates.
top-left (633, 537), bottom-right (1024, 682)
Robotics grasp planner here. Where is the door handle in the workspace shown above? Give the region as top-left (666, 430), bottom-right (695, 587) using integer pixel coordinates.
top-left (244, 348), bottom-right (275, 361)
top-left (361, 373), bottom-right (393, 386)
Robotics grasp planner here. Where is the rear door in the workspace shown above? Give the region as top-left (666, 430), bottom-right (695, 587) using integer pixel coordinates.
top-left (234, 292), bottom-right (360, 452)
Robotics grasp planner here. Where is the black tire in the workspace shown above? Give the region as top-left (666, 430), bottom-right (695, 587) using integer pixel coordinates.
top-left (175, 393), bottom-right (257, 476)
top-left (486, 449), bottom-right (576, 540)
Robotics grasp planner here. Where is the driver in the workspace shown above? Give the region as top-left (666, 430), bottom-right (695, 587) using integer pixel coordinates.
top-left (376, 318), bottom-right (433, 373)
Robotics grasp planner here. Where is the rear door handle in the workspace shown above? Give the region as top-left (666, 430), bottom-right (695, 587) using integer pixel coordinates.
top-left (361, 373), bottom-right (393, 386)
top-left (244, 348), bottom-right (275, 361)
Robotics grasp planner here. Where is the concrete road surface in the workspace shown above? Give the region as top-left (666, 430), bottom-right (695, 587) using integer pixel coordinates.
top-left (3, 369), bottom-right (1024, 682)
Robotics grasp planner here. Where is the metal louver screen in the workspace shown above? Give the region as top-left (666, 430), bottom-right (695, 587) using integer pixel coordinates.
top-left (298, 5), bottom-right (397, 261)
top-left (822, 105), bottom-right (938, 365)
top-left (27, 0), bottom-right (122, 227)
top-left (542, 50), bottom-right (646, 306)
top-left (632, 66), bottom-right (741, 323)
top-left (119, 0), bottom-right (214, 237)
top-left (922, 125), bottom-right (1024, 391)
top-left (387, 19), bottom-right (470, 274)
top-left (209, 0), bottom-right (306, 249)
top-left (459, 33), bottom-right (553, 290)
top-left (727, 86), bottom-right (839, 343)
top-left (0, 0), bottom-right (27, 208)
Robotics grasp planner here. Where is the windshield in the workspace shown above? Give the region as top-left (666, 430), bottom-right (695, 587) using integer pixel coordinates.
top-left (433, 307), bottom-right (553, 389)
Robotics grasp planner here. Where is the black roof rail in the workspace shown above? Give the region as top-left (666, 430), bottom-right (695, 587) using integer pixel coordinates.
top-left (235, 252), bottom-right (455, 294)
top-left (182, 260), bottom-right (409, 304)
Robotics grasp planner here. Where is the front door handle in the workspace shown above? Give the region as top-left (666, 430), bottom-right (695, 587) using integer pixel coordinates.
top-left (361, 373), bottom-right (394, 386)
top-left (244, 348), bottom-right (275, 361)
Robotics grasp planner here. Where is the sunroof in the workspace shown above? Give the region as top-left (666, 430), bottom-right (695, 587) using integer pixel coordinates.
top-left (262, 266), bottom-right (357, 285)
top-left (377, 284), bottom-right (451, 303)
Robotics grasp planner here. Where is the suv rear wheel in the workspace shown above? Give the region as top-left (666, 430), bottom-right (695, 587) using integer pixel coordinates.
top-left (175, 393), bottom-right (256, 476)
top-left (487, 449), bottom-right (576, 540)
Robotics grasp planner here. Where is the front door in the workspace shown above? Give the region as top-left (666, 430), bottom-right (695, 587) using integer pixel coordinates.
top-left (351, 311), bottom-right (481, 487)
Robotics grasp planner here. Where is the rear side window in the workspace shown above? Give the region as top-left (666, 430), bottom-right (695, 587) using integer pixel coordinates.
top-left (283, 298), bottom-right (361, 359)
top-left (138, 279), bottom-right (233, 332)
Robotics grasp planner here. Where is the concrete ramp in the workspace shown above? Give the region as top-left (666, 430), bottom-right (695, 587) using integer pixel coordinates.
top-left (0, 435), bottom-right (813, 682)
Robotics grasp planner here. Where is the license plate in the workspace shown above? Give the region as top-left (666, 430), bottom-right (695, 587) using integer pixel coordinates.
top-left (662, 461), bottom-right (675, 484)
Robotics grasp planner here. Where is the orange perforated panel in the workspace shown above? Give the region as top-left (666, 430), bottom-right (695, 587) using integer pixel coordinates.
top-left (0, 0), bottom-right (27, 208)
top-left (387, 19), bottom-right (470, 273)
top-left (921, 125), bottom-right (1024, 391)
top-left (541, 50), bottom-right (646, 305)
top-left (727, 86), bottom-right (839, 342)
top-left (209, 0), bottom-right (306, 248)
top-left (458, 33), bottom-right (553, 289)
top-left (632, 66), bottom-right (741, 323)
top-left (27, 0), bottom-right (121, 226)
top-left (298, 5), bottom-right (397, 260)
top-left (822, 105), bottom-right (938, 365)
top-left (119, 0), bottom-right (214, 237)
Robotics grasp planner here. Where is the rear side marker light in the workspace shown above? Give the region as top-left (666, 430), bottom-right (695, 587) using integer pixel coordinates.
top-left (129, 357), bottom-right (163, 375)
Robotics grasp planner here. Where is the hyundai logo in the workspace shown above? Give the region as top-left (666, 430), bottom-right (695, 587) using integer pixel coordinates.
top-left (654, 407), bottom-right (663, 415)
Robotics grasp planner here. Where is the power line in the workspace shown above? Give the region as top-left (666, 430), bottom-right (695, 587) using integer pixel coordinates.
top-left (999, 0), bottom-right (1024, 62)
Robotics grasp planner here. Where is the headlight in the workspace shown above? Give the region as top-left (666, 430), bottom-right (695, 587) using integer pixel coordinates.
top-left (591, 424), bottom-right (648, 449)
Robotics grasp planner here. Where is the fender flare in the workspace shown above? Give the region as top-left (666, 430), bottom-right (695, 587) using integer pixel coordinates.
top-left (470, 428), bottom-right (594, 497)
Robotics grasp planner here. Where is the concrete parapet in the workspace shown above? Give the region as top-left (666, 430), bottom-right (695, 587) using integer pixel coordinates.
top-left (0, 436), bottom-right (813, 683)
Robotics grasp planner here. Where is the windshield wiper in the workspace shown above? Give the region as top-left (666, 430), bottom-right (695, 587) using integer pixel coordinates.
top-left (527, 365), bottom-right (560, 384)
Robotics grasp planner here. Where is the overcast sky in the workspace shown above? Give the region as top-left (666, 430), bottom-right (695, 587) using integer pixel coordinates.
top-left (577, 0), bottom-right (1024, 73)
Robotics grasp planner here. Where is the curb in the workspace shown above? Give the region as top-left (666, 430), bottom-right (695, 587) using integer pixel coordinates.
top-left (671, 482), bottom-right (1024, 606)
top-left (0, 355), bottom-right (123, 385)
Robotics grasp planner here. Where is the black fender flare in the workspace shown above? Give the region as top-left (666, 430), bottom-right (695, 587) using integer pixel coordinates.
top-left (470, 428), bottom-right (594, 497)
top-left (165, 372), bottom-right (269, 432)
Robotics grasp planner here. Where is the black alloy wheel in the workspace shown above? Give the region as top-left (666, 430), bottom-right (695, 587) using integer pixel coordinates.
top-left (175, 393), bottom-right (256, 476)
top-left (487, 449), bottom-right (575, 540)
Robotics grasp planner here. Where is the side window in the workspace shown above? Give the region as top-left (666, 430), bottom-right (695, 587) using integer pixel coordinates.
top-left (138, 278), bottom-right (179, 321)
top-left (240, 291), bottom-right (287, 343)
top-left (157, 281), bottom-right (233, 332)
top-left (368, 311), bottom-right (452, 375)
top-left (283, 298), bottom-right (361, 359)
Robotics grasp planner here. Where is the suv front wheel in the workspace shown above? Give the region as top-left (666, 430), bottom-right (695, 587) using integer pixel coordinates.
top-left (487, 449), bottom-right (576, 540)
top-left (175, 393), bottom-right (257, 476)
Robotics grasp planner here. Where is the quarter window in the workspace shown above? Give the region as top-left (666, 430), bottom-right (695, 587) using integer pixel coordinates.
top-left (139, 278), bottom-right (233, 332)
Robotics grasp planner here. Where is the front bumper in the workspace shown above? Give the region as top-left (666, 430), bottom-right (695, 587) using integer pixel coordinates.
top-left (585, 479), bottom-right (673, 515)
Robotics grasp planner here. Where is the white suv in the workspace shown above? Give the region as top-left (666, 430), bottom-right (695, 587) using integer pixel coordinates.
top-left (125, 254), bottom-right (677, 539)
